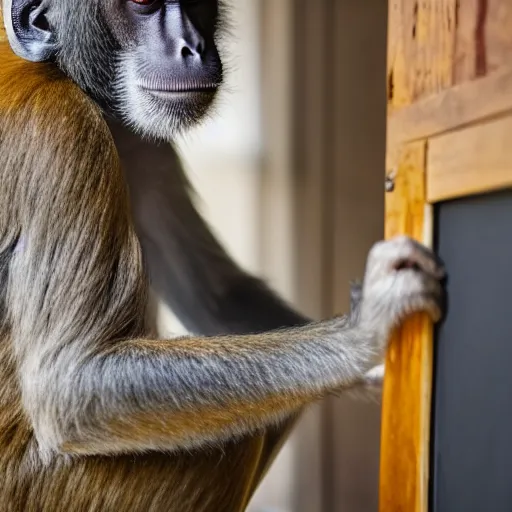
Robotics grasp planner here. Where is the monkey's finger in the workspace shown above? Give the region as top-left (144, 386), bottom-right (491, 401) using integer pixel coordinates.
top-left (404, 293), bottom-right (443, 323)
top-left (390, 271), bottom-right (445, 318)
top-left (391, 267), bottom-right (443, 295)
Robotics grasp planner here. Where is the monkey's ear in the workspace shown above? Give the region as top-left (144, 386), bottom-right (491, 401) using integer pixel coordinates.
top-left (4, 0), bottom-right (57, 62)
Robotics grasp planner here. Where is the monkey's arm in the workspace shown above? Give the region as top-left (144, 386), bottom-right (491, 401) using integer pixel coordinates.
top-left (9, 207), bottom-right (436, 459)
top-left (116, 134), bottom-right (385, 398)
top-left (25, 317), bottom-right (383, 457)
top-left (126, 155), bottom-right (384, 397)
top-left (11, 229), bottom-right (439, 459)
top-left (131, 161), bottom-right (387, 410)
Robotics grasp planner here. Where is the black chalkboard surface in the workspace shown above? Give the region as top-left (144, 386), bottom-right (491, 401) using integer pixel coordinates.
top-left (431, 189), bottom-right (512, 512)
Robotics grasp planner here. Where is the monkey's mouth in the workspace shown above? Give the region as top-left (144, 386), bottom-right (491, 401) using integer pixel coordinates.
top-left (139, 83), bottom-right (219, 97)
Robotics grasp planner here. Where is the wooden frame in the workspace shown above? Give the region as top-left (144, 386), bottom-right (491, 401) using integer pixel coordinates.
top-left (379, 58), bottom-right (512, 512)
top-left (387, 66), bottom-right (512, 204)
top-left (380, 2), bottom-right (512, 509)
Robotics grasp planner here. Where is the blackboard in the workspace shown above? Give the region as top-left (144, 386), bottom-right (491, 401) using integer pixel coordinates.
top-left (431, 189), bottom-right (512, 511)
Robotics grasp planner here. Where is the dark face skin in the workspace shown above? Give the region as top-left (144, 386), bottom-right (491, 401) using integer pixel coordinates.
top-left (3, 0), bottom-right (224, 140)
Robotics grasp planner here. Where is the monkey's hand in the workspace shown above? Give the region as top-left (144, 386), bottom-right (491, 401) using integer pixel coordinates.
top-left (356, 235), bottom-right (445, 360)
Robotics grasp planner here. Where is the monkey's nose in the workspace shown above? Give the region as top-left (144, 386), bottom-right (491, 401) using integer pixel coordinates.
top-left (180, 41), bottom-right (205, 60)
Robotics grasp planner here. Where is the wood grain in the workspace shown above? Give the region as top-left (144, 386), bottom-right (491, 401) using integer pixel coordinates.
top-left (427, 114), bottom-right (512, 202)
top-left (455, 0), bottom-right (512, 83)
top-left (387, 0), bottom-right (457, 112)
top-left (388, 0), bottom-right (512, 117)
top-left (382, 1), bottom-right (512, 511)
top-left (380, 141), bottom-right (434, 512)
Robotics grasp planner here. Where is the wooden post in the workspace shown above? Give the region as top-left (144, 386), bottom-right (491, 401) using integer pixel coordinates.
top-left (379, 141), bottom-right (434, 512)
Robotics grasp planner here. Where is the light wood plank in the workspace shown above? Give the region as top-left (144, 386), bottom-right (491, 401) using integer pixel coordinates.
top-left (387, 65), bottom-right (512, 170)
top-left (427, 114), bottom-right (512, 202)
top-left (380, 141), bottom-right (434, 512)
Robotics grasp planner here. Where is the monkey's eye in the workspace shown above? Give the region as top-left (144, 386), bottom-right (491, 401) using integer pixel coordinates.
top-left (127, 0), bottom-right (161, 13)
top-left (128, 0), bottom-right (160, 8)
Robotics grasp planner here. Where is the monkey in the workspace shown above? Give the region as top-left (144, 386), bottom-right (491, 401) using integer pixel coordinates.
top-left (0, 0), bottom-right (445, 510)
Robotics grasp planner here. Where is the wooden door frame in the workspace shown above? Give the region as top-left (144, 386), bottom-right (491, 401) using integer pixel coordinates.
top-left (380, 62), bottom-right (512, 512)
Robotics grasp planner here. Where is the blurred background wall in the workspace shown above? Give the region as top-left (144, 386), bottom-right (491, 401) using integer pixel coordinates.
top-left (157, 1), bottom-right (388, 510)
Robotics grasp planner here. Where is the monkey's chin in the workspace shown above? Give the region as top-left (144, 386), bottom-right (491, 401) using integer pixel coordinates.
top-left (120, 88), bottom-right (218, 142)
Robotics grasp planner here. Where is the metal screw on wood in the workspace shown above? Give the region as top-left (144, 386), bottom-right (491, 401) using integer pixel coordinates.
top-left (385, 170), bottom-right (396, 192)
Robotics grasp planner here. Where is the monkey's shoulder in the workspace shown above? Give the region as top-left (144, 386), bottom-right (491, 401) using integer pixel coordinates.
top-left (0, 42), bottom-right (107, 146)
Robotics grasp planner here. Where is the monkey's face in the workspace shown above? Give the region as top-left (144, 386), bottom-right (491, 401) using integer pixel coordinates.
top-left (2, 0), bottom-right (224, 141)
top-left (115, 0), bottom-right (224, 140)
